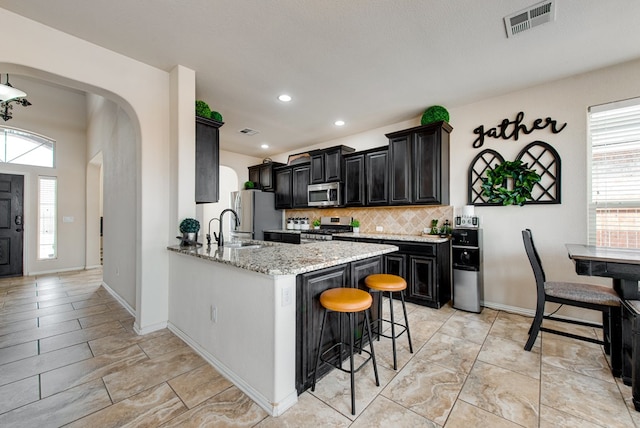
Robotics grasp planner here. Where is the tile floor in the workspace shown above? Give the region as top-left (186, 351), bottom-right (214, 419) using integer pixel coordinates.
top-left (0, 268), bottom-right (638, 427)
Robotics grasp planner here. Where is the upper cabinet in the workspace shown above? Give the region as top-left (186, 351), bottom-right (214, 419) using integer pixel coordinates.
top-left (386, 121), bottom-right (452, 206)
top-left (343, 146), bottom-right (389, 207)
top-left (195, 116), bottom-right (223, 204)
top-left (274, 163), bottom-right (310, 209)
top-left (248, 161), bottom-right (285, 192)
top-left (310, 145), bottom-right (355, 184)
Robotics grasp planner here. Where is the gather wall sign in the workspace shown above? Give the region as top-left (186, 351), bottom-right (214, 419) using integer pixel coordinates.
top-left (467, 112), bottom-right (564, 206)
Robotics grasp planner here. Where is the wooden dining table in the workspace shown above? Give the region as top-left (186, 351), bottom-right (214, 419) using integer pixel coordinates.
top-left (567, 243), bottom-right (640, 410)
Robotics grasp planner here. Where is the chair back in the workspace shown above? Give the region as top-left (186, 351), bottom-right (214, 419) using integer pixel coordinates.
top-left (522, 229), bottom-right (546, 297)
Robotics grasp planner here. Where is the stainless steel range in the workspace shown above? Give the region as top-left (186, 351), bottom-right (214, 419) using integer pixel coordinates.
top-left (300, 216), bottom-right (352, 241)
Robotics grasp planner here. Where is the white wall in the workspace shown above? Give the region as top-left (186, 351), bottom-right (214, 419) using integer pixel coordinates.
top-left (1, 7), bottom-right (175, 332)
top-left (86, 95), bottom-right (137, 308)
top-left (275, 58), bottom-right (640, 319)
top-left (0, 76), bottom-right (87, 275)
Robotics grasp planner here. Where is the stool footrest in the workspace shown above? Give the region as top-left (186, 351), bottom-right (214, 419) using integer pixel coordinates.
top-left (372, 318), bottom-right (409, 340)
top-left (318, 343), bottom-right (375, 376)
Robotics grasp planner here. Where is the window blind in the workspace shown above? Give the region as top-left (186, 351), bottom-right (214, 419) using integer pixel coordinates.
top-left (39, 176), bottom-right (57, 259)
top-left (588, 98), bottom-right (640, 249)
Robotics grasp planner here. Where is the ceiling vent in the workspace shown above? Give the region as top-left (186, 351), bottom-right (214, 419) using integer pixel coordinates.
top-left (504, 0), bottom-right (555, 38)
top-left (238, 128), bottom-right (259, 136)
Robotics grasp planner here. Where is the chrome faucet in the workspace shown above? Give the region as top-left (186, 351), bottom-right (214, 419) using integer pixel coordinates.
top-left (214, 209), bottom-right (240, 247)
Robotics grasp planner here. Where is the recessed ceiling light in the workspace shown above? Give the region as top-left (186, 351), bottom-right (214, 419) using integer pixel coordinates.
top-left (334, 120), bottom-right (345, 126)
top-left (261, 144), bottom-right (269, 149)
top-left (278, 94), bottom-right (292, 102)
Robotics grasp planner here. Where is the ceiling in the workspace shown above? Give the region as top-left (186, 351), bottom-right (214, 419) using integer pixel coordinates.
top-left (2, 0), bottom-right (640, 158)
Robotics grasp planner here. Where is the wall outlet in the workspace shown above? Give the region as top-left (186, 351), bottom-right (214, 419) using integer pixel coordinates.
top-left (210, 305), bottom-right (217, 323)
top-left (375, 226), bottom-right (383, 232)
top-left (282, 286), bottom-right (293, 307)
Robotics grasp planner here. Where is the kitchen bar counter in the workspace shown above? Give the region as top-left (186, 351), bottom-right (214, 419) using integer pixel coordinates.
top-left (167, 239), bottom-right (396, 417)
top-left (167, 240), bottom-right (397, 275)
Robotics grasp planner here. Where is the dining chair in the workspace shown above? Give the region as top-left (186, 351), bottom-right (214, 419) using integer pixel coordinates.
top-left (522, 229), bottom-right (622, 376)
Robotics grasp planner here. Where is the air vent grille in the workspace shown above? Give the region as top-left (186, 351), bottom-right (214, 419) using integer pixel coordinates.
top-left (504, 0), bottom-right (555, 38)
top-left (239, 128), bottom-right (259, 136)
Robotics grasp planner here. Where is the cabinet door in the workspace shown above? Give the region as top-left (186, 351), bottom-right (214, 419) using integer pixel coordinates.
top-left (384, 253), bottom-right (406, 279)
top-left (248, 166), bottom-right (260, 188)
top-left (292, 164), bottom-right (310, 208)
top-left (296, 264), bottom-right (350, 393)
top-left (413, 128), bottom-right (441, 204)
top-left (344, 154), bottom-right (365, 206)
top-left (274, 167), bottom-right (292, 209)
top-left (365, 149), bottom-right (388, 205)
top-left (407, 255), bottom-right (437, 304)
top-left (195, 118), bottom-right (221, 204)
top-left (260, 165), bottom-right (275, 191)
top-left (310, 153), bottom-right (325, 184)
top-left (324, 149), bottom-right (343, 182)
top-left (388, 135), bottom-right (412, 204)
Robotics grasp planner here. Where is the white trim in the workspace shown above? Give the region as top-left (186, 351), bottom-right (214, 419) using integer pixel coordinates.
top-left (482, 300), bottom-right (535, 317)
top-left (134, 320), bottom-right (168, 335)
top-left (27, 265), bottom-right (86, 276)
top-left (85, 264), bottom-right (103, 270)
top-left (101, 280), bottom-right (135, 317)
top-left (168, 321), bottom-right (298, 417)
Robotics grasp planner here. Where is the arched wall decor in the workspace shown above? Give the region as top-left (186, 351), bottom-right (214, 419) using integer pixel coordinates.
top-left (468, 141), bottom-right (561, 206)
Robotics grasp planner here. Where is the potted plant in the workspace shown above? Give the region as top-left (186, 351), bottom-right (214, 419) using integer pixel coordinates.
top-left (195, 100), bottom-right (224, 122)
top-left (179, 217), bottom-right (200, 245)
top-left (312, 219), bottom-right (321, 229)
top-left (430, 219), bottom-right (439, 235)
top-left (481, 160), bottom-right (541, 206)
top-left (351, 219), bottom-right (360, 233)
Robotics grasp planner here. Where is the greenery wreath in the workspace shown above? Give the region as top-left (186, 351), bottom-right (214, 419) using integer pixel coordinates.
top-left (480, 160), bottom-right (541, 206)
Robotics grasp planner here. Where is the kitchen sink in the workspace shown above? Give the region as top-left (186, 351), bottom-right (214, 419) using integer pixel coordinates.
top-left (223, 241), bottom-right (262, 249)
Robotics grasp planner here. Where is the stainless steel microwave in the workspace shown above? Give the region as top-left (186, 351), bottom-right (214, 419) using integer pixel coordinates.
top-left (308, 182), bottom-right (341, 207)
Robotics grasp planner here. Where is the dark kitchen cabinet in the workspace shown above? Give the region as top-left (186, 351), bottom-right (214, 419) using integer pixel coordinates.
top-left (292, 164), bottom-right (310, 208)
top-left (195, 116), bottom-right (223, 204)
top-left (296, 263), bottom-right (350, 393)
top-left (263, 231), bottom-right (301, 244)
top-left (335, 235), bottom-right (452, 309)
top-left (310, 145), bottom-right (355, 184)
top-left (274, 166), bottom-right (292, 209)
top-left (274, 163), bottom-right (310, 209)
top-left (248, 162), bottom-right (284, 192)
top-left (365, 147), bottom-right (388, 205)
top-left (343, 153), bottom-right (365, 206)
top-left (386, 121), bottom-right (451, 205)
top-left (295, 256), bottom-right (384, 394)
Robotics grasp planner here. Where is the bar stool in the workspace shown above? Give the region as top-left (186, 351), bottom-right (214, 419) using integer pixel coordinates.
top-left (365, 273), bottom-right (413, 370)
top-left (311, 287), bottom-right (380, 415)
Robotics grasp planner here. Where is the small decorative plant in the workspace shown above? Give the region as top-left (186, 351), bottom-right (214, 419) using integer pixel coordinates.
top-left (430, 219), bottom-right (439, 235)
top-left (179, 218), bottom-right (200, 234)
top-left (351, 219), bottom-right (360, 228)
top-left (312, 219), bottom-right (321, 227)
top-left (421, 105), bottom-right (450, 125)
top-left (481, 160), bottom-right (541, 206)
top-left (195, 100), bottom-right (224, 122)
top-left (195, 100), bottom-right (211, 118)
top-left (244, 180), bottom-right (256, 189)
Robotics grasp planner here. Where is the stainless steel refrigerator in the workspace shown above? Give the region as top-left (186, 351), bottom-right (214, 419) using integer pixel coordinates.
top-left (230, 190), bottom-right (282, 241)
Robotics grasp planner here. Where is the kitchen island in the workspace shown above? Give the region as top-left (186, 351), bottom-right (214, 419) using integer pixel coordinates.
top-left (167, 240), bottom-right (397, 416)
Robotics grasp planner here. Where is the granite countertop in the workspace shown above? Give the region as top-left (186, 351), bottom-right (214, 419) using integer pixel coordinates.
top-left (167, 240), bottom-right (398, 276)
top-left (336, 232), bottom-right (450, 244)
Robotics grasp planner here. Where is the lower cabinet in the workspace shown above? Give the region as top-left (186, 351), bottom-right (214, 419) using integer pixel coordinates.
top-left (263, 231), bottom-right (301, 244)
top-left (296, 256), bottom-right (382, 394)
top-left (336, 236), bottom-right (451, 309)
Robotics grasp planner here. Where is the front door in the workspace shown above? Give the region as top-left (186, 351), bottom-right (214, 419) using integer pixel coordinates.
top-left (0, 173), bottom-right (24, 277)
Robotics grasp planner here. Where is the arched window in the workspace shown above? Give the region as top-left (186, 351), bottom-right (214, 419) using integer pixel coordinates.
top-left (0, 126), bottom-right (55, 168)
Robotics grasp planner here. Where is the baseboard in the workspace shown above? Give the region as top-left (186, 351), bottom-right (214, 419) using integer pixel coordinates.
top-left (168, 322), bottom-right (298, 417)
top-left (85, 264), bottom-right (103, 270)
top-left (482, 300), bottom-right (535, 317)
top-left (133, 320), bottom-right (168, 335)
top-left (101, 281), bottom-right (136, 317)
top-left (27, 265), bottom-right (87, 276)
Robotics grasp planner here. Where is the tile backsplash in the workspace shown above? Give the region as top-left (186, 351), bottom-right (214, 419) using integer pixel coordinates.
top-left (285, 206), bottom-right (454, 235)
